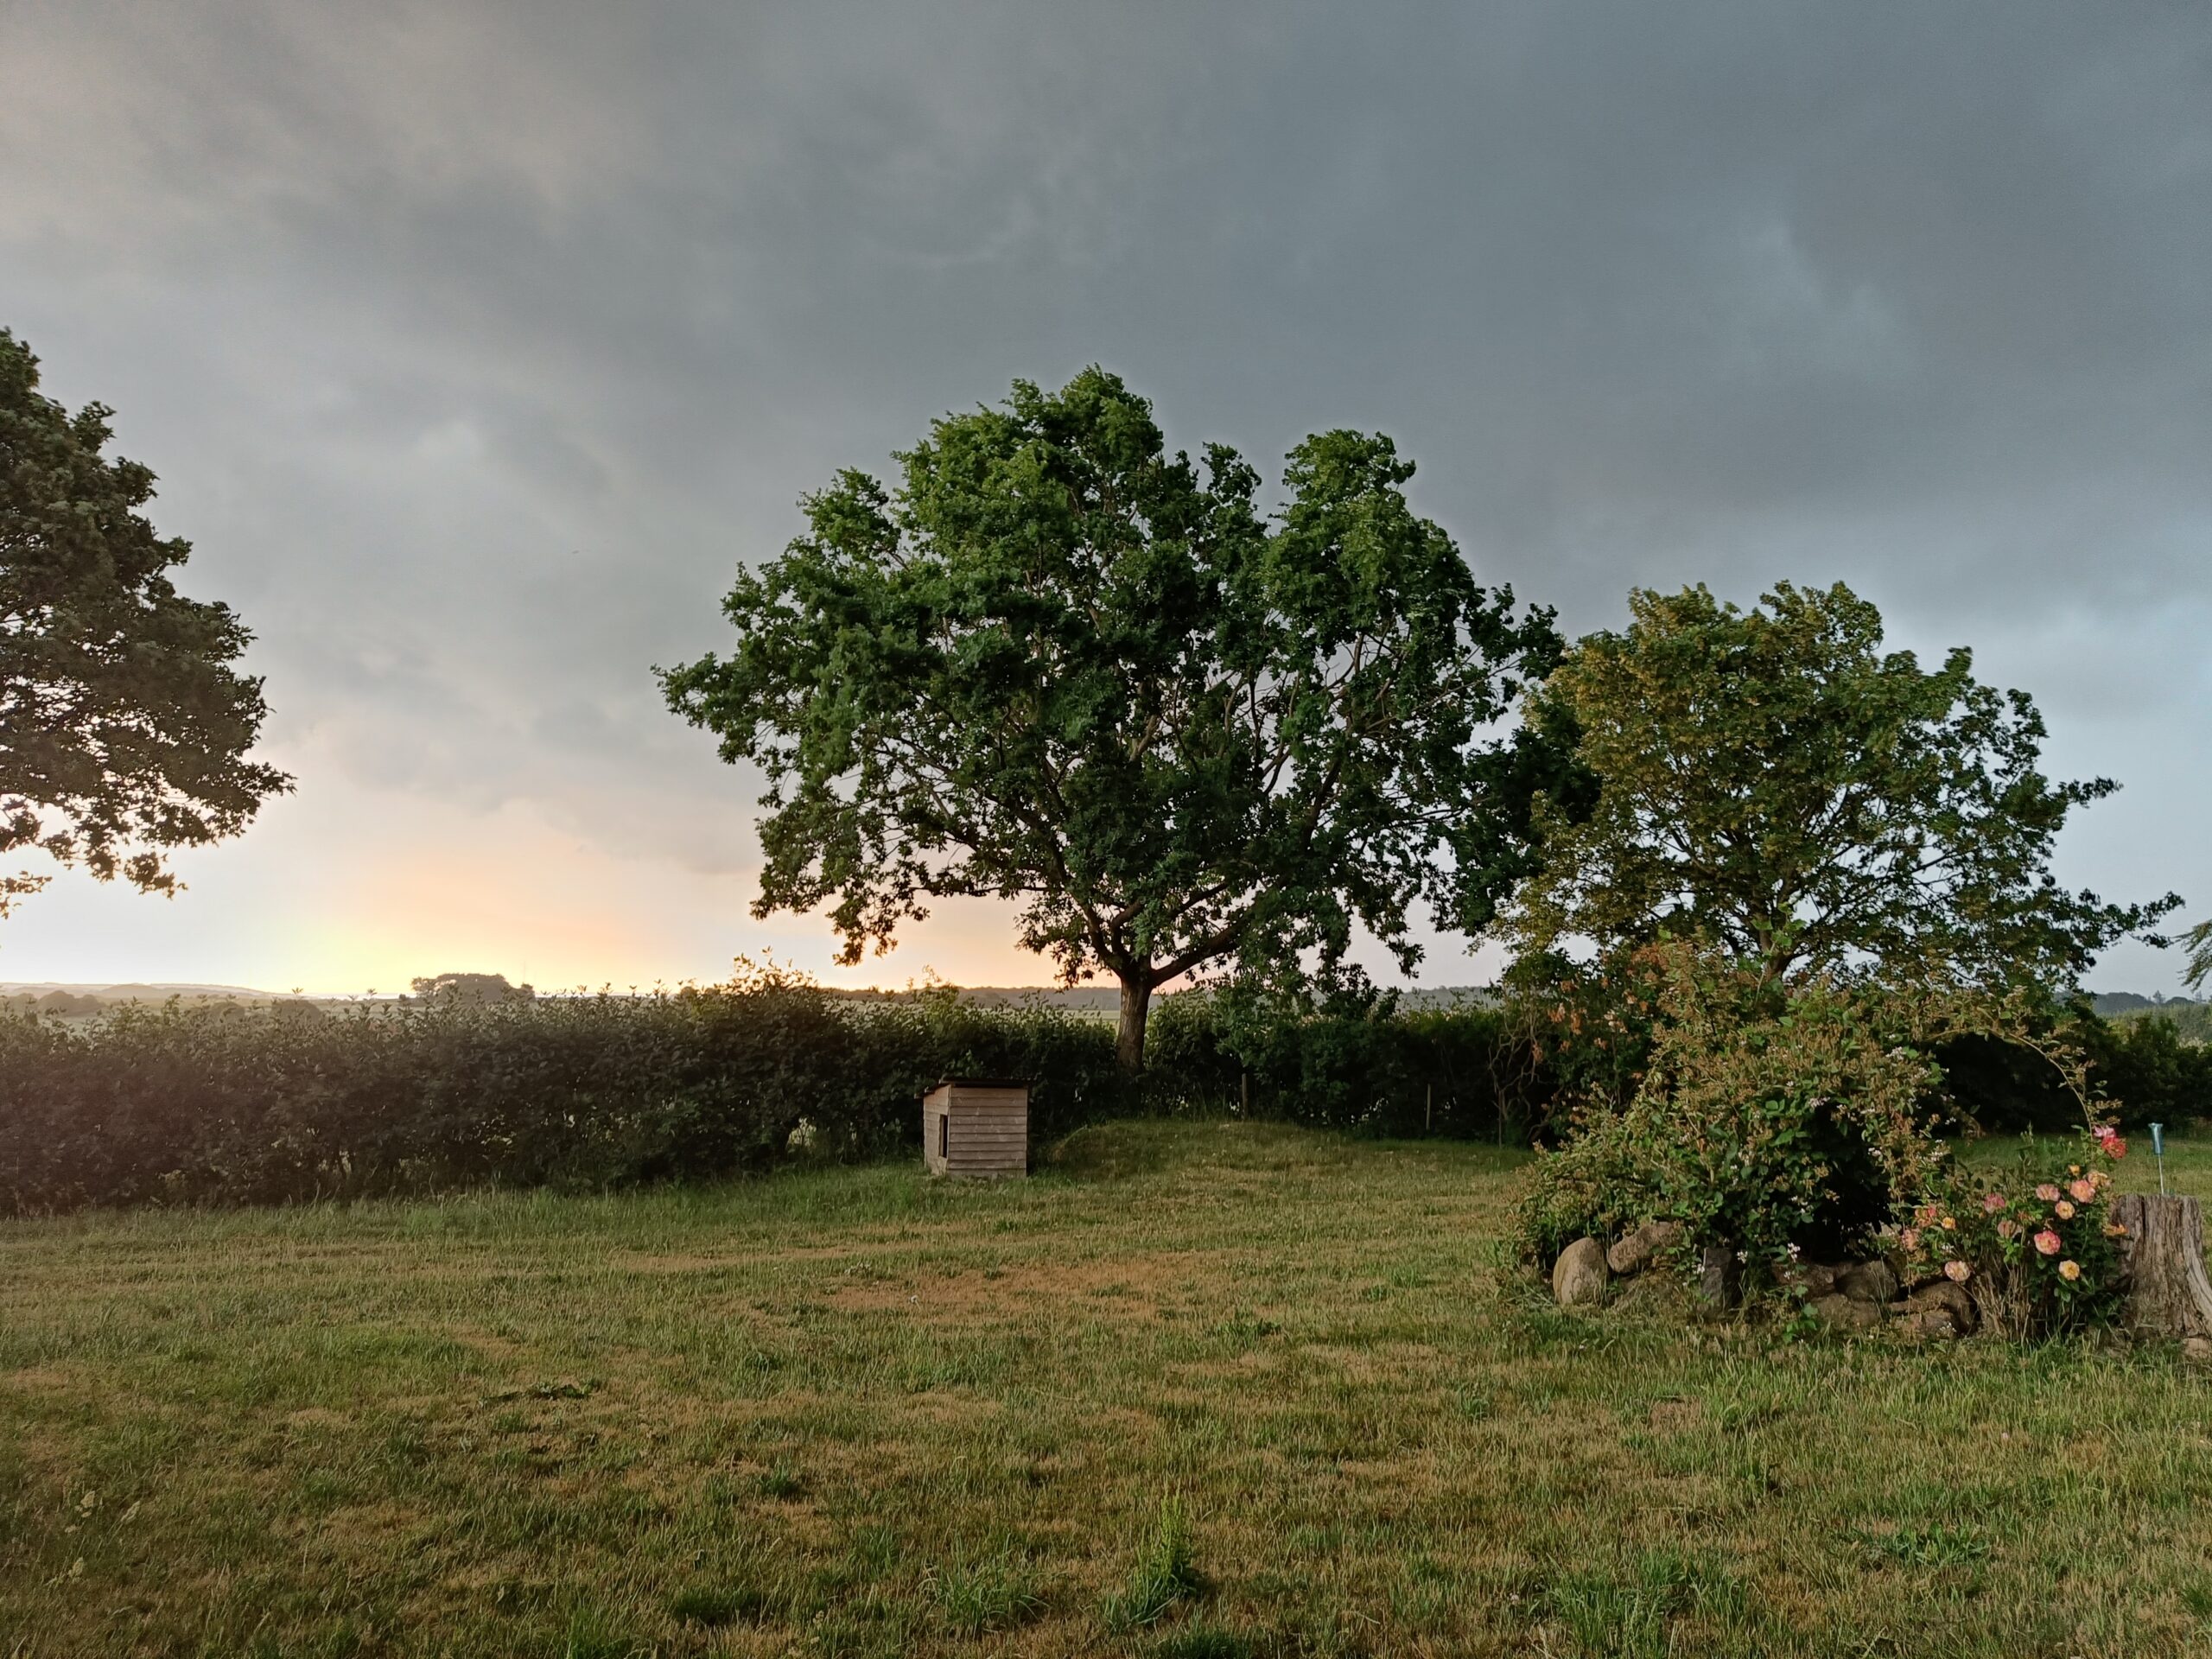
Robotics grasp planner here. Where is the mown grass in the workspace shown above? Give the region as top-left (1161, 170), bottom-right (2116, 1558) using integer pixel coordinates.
top-left (3, 1121), bottom-right (2212, 1656)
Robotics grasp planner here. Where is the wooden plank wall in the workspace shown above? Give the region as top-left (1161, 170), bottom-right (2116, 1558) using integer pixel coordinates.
top-left (944, 1084), bottom-right (1027, 1176)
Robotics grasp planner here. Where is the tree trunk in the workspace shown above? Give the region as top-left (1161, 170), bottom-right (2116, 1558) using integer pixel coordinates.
top-left (2112, 1193), bottom-right (2212, 1361)
top-left (1115, 974), bottom-right (1154, 1073)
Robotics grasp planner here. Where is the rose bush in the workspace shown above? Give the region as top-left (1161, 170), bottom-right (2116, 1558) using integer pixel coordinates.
top-left (1904, 1126), bottom-right (2128, 1338)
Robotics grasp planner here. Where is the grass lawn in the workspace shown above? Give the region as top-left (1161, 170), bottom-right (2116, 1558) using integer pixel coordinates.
top-left (5, 1122), bottom-right (2212, 1658)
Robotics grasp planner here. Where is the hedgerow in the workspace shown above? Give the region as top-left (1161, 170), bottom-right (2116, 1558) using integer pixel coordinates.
top-left (0, 969), bottom-right (1547, 1214)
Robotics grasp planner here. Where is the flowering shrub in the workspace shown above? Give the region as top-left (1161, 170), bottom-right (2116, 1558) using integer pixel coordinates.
top-left (1515, 944), bottom-right (1952, 1264)
top-left (1904, 1126), bottom-right (2129, 1338)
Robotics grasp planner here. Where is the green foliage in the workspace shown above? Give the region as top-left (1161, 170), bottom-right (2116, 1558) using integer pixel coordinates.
top-left (0, 966), bottom-right (1561, 1214)
top-left (1942, 1004), bottom-right (2212, 1133)
top-left (1910, 1129), bottom-right (2130, 1338)
top-left (1145, 982), bottom-right (1543, 1138)
top-left (1850, 1522), bottom-right (1993, 1568)
top-left (2185, 920), bottom-right (2212, 996)
top-left (0, 328), bottom-right (289, 918)
top-left (1516, 944), bottom-right (1967, 1262)
top-left (2110, 998), bottom-right (2212, 1047)
top-left (660, 368), bottom-right (1565, 1066)
top-left (1100, 1499), bottom-right (1202, 1632)
top-left (925, 1548), bottom-right (1046, 1636)
top-left (0, 963), bottom-right (1131, 1214)
top-left (1151, 1628), bottom-right (1252, 1659)
top-left (1510, 582), bottom-right (2174, 989)
top-left (408, 972), bottom-right (534, 1005)
top-left (669, 1582), bottom-right (771, 1627)
top-left (1543, 1550), bottom-right (1745, 1659)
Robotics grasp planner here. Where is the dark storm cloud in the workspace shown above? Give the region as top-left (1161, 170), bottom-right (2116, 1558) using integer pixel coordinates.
top-left (3, 0), bottom-right (2206, 982)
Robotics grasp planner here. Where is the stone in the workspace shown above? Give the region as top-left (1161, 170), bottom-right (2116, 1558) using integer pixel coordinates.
top-left (1810, 1293), bottom-right (1884, 1332)
top-left (1552, 1236), bottom-right (1609, 1307)
top-left (1895, 1280), bottom-right (1976, 1337)
top-left (1798, 1263), bottom-right (1840, 1299)
top-left (1697, 1244), bottom-right (1741, 1310)
top-left (1837, 1259), bottom-right (1900, 1306)
top-left (1607, 1220), bottom-right (1683, 1277)
top-left (1893, 1306), bottom-right (1961, 1342)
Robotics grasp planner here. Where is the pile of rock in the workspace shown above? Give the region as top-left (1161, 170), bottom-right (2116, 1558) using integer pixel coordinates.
top-left (1547, 1223), bottom-right (1980, 1340)
top-left (1789, 1257), bottom-right (1976, 1339)
top-left (1548, 1219), bottom-right (1682, 1306)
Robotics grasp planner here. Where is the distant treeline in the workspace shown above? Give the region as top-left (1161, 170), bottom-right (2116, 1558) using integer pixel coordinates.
top-left (2102, 998), bottom-right (2212, 1046)
top-left (3, 972), bottom-right (2205, 1215)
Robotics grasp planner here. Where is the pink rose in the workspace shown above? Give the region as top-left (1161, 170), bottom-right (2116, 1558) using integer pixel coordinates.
top-left (2056, 1199), bottom-right (2076, 1220)
top-left (2035, 1184), bottom-right (2061, 1203)
top-left (2067, 1179), bottom-right (2094, 1204)
top-left (1996, 1218), bottom-right (2019, 1239)
top-left (1943, 1260), bottom-right (1970, 1284)
top-left (2033, 1229), bottom-right (2062, 1256)
top-left (2058, 1260), bottom-right (2082, 1281)
top-left (1982, 1192), bottom-right (2006, 1214)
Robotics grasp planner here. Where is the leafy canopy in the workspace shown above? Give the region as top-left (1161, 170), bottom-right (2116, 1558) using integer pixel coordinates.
top-left (660, 369), bottom-right (1563, 1063)
top-left (1507, 581), bottom-right (2172, 989)
top-left (1, 330), bottom-right (289, 918)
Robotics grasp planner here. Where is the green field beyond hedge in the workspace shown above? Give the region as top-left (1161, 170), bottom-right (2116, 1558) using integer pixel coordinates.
top-left (5, 1122), bottom-right (2212, 1657)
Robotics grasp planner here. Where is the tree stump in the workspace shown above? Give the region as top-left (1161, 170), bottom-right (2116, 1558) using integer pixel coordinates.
top-left (2111, 1194), bottom-right (2212, 1360)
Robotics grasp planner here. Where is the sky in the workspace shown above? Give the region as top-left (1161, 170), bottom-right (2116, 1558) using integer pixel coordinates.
top-left (2, 1), bottom-right (2207, 996)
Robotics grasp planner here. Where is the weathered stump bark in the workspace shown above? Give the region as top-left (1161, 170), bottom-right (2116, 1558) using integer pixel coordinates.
top-left (2111, 1194), bottom-right (2212, 1360)
top-left (1696, 1244), bottom-right (1741, 1311)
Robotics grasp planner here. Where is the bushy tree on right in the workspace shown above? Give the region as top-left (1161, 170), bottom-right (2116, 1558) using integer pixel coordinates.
top-left (1505, 583), bottom-right (2183, 1326)
top-left (1503, 580), bottom-right (2175, 989)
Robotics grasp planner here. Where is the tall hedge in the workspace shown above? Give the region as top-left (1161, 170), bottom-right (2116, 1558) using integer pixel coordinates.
top-left (0, 977), bottom-right (1546, 1215)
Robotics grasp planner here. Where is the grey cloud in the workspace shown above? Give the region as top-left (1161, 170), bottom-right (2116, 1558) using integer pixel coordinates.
top-left (3, 0), bottom-right (2206, 986)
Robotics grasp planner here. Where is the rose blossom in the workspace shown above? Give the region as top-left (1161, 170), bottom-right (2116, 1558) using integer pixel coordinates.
top-left (1901, 1227), bottom-right (1922, 1250)
top-left (2034, 1229), bottom-right (2062, 1256)
top-left (1996, 1218), bottom-right (2020, 1239)
top-left (2067, 1179), bottom-right (2094, 1204)
top-left (2035, 1184), bottom-right (2061, 1203)
top-left (1983, 1192), bottom-right (2006, 1214)
top-left (2056, 1200), bottom-right (2076, 1220)
top-left (1943, 1260), bottom-right (1971, 1284)
top-left (2059, 1260), bottom-right (2082, 1281)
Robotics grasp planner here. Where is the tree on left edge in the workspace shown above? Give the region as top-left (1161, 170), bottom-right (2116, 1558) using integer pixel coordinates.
top-left (1, 328), bottom-right (290, 920)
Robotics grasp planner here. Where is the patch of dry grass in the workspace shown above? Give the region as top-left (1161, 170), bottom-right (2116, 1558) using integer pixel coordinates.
top-left (3, 1121), bottom-right (2211, 1656)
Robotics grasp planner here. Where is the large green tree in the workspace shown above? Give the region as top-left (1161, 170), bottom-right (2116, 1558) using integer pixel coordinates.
top-left (2, 329), bottom-right (289, 919)
top-left (662, 369), bottom-right (1564, 1068)
top-left (1505, 581), bottom-right (2173, 988)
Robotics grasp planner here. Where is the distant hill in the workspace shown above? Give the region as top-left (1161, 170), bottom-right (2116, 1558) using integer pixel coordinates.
top-left (1, 982), bottom-right (287, 1001)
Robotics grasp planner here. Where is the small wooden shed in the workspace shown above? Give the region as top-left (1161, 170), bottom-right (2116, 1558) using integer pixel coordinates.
top-left (922, 1077), bottom-right (1030, 1179)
